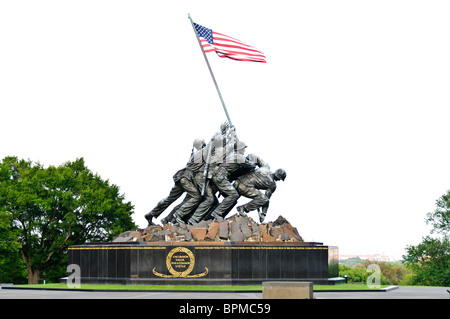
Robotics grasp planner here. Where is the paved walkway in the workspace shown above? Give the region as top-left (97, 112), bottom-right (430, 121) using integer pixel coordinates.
top-left (314, 286), bottom-right (449, 299)
top-left (1, 286), bottom-right (449, 299)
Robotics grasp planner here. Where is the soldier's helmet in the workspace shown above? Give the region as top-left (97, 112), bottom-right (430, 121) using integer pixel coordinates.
top-left (193, 138), bottom-right (206, 150)
top-left (212, 134), bottom-right (225, 148)
top-left (234, 141), bottom-right (247, 155)
top-left (235, 140), bottom-right (247, 151)
top-left (274, 168), bottom-right (287, 181)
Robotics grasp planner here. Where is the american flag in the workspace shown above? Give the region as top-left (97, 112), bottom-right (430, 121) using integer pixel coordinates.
top-left (193, 22), bottom-right (266, 63)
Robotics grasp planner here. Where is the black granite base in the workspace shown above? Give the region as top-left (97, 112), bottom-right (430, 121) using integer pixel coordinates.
top-left (65, 241), bottom-right (343, 286)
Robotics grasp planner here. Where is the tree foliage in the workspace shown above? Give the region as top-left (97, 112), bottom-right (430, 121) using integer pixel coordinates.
top-left (403, 236), bottom-right (450, 286)
top-left (0, 156), bottom-right (136, 284)
top-left (426, 190), bottom-right (450, 237)
top-left (338, 261), bottom-right (407, 285)
top-left (0, 210), bottom-right (27, 283)
top-left (402, 190), bottom-right (450, 287)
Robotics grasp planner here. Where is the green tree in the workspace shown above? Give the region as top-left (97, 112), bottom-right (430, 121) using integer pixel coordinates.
top-left (402, 190), bottom-right (450, 287)
top-left (426, 190), bottom-right (450, 237)
top-left (339, 263), bottom-right (392, 285)
top-left (403, 236), bottom-right (450, 286)
top-left (0, 156), bottom-right (136, 284)
top-left (0, 211), bottom-right (27, 283)
top-left (339, 264), bottom-right (369, 283)
top-left (359, 260), bottom-right (409, 285)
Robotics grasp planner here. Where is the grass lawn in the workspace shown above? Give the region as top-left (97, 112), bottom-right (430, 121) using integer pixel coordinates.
top-left (314, 284), bottom-right (390, 291)
top-left (15, 283), bottom-right (389, 291)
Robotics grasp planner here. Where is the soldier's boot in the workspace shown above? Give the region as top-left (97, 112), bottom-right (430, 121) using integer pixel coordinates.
top-left (160, 216), bottom-right (170, 225)
top-left (236, 206), bottom-right (248, 218)
top-left (258, 208), bottom-right (266, 223)
top-left (211, 211), bottom-right (224, 222)
top-left (145, 213), bottom-right (157, 226)
top-left (173, 212), bottom-right (186, 224)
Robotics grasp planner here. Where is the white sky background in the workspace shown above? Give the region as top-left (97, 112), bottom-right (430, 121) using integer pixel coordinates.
top-left (1, 1), bottom-right (450, 259)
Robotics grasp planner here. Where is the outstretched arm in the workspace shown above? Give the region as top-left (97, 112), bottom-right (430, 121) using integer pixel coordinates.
top-left (261, 185), bottom-right (276, 219)
top-left (265, 184), bottom-right (276, 199)
top-left (247, 153), bottom-right (270, 169)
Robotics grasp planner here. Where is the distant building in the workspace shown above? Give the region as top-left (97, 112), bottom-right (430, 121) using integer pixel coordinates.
top-left (339, 254), bottom-right (396, 262)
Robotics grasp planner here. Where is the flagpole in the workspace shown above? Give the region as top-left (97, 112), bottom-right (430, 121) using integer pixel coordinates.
top-left (188, 13), bottom-right (233, 128)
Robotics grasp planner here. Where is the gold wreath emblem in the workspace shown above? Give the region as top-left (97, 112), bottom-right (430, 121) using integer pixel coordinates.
top-left (152, 247), bottom-right (208, 278)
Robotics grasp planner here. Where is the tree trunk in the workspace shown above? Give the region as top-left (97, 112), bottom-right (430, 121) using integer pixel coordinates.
top-left (27, 268), bottom-right (42, 285)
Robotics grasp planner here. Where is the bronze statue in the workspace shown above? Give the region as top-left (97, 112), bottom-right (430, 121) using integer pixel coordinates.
top-left (234, 167), bottom-right (286, 222)
top-left (145, 123), bottom-right (286, 226)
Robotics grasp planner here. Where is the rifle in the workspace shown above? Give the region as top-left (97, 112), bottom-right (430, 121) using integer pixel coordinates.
top-left (201, 137), bottom-right (214, 197)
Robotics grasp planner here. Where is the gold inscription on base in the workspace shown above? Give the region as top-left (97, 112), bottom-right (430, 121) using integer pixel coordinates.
top-left (152, 247), bottom-right (208, 278)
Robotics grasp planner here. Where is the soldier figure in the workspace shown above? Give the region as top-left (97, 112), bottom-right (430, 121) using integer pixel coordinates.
top-left (208, 140), bottom-right (259, 221)
top-left (185, 127), bottom-right (237, 224)
top-left (234, 167), bottom-right (286, 222)
top-left (144, 138), bottom-right (209, 225)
